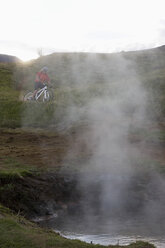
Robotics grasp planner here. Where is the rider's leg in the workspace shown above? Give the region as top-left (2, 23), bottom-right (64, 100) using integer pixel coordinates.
top-left (32, 82), bottom-right (43, 99)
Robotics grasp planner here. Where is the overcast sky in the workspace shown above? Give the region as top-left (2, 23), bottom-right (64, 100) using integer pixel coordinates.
top-left (1, 0), bottom-right (165, 61)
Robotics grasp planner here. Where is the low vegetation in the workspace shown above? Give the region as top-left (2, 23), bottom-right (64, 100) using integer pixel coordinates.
top-left (0, 204), bottom-right (155, 248)
top-left (0, 157), bottom-right (35, 179)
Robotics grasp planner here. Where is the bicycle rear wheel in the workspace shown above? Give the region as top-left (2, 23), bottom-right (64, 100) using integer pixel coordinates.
top-left (23, 92), bottom-right (33, 101)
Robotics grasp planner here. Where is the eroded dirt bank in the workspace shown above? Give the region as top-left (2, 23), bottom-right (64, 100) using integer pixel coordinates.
top-left (1, 166), bottom-right (165, 229)
top-left (1, 126), bottom-right (165, 222)
top-left (0, 172), bottom-right (80, 218)
top-left (0, 128), bottom-right (86, 218)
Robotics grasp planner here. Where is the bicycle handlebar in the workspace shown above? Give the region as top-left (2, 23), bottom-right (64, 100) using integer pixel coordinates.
top-left (43, 83), bottom-right (53, 88)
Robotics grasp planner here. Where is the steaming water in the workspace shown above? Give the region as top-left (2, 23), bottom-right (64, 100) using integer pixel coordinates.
top-left (63, 234), bottom-right (165, 248)
top-left (38, 215), bottom-right (165, 248)
top-left (62, 233), bottom-right (165, 248)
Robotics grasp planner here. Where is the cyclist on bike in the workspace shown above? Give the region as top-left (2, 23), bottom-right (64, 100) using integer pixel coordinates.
top-left (32, 66), bottom-right (51, 99)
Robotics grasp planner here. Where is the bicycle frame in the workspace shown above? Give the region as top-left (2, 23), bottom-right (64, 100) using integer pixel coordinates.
top-left (35, 85), bottom-right (48, 101)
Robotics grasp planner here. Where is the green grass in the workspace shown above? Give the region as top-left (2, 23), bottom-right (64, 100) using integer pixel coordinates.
top-left (0, 64), bottom-right (22, 128)
top-left (0, 101), bottom-right (22, 128)
top-left (0, 157), bottom-right (37, 179)
top-left (0, 64), bottom-right (19, 101)
top-left (0, 204), bottom-right (155, 248)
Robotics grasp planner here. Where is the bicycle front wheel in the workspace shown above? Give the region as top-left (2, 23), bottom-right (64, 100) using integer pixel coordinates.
top-left (43, 91), bottom-right (51, 102)
top-left (48, 89), bottom-right (54, 101)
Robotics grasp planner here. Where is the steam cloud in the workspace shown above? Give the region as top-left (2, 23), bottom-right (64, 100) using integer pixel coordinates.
top-left (58, 53), bottom-right (165, 235)
top-left (22, 52), bottom-right (165, 236)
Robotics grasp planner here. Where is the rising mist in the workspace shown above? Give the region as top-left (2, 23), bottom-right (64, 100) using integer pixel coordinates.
top-left (21, 51), bottom-right (165, 235)
top-left (56, 53), bottom-right (165, 235)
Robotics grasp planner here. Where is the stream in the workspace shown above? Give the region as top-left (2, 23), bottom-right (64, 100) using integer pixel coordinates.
top-left (37, 215), bottom-right (165, 248)
top-left (33, 172), bottom-right (165, 248)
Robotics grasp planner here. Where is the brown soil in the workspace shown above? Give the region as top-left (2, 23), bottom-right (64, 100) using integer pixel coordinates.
top-left (0, 128), bottom-right (70, 169)
top-left (0, 127), bottom-right (84, 217)
top-left (0, 127), bottom-right (90, 171)
top-left (0, 127), bottom-right (165, 171)
top-left (0, 126), bottom-right (165, 218)
top-left (1, 126), bottom-right (165, 170)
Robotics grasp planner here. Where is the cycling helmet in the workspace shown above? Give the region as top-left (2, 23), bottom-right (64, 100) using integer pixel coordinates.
top-left (41, 66), bottom-right (48, 72)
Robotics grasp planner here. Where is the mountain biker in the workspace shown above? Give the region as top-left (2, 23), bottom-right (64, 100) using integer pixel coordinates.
top-left (32, 66), bottom-right (51, 99)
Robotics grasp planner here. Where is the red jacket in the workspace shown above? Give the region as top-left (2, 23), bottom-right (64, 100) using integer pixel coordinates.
top-left (35, 72), bottom-right (50, 83)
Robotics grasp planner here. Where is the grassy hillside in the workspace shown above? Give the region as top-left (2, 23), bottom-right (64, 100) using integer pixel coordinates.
top-left (0, 54), bottom-right (21, 63)
top-left (16, 46), bottom-right (165, 123)
top-left (1, 46), bottom-right (165, 128)
top-left (0, 63), bottom-right (22, 127)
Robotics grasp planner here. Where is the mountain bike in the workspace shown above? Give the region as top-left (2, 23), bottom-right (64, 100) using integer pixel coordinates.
top-left (23, 84), bottom-right (54, 102)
